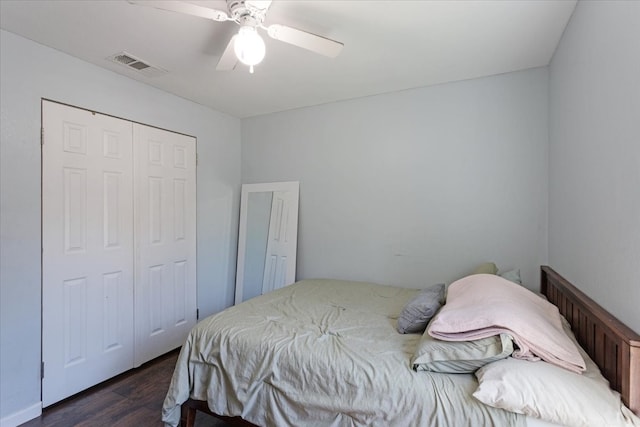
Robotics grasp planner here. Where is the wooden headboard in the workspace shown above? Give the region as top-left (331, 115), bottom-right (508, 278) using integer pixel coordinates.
top-left (541, 266), bottom-right (640, 415)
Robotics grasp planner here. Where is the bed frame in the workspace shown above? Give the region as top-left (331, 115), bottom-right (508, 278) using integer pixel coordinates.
top-left (179, 266), bottom-right (640, 426)
top-left (540, 265), bottom-right (639, 415)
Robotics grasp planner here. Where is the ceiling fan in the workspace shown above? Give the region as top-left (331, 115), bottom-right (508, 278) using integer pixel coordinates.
top-left (129, 0), bottom-right (344, 73)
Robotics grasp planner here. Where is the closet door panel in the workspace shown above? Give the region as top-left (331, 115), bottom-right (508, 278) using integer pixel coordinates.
top-left (134, 124), bottom-right (197, 367)
top-left (42, 101), bottom-right (134, 406)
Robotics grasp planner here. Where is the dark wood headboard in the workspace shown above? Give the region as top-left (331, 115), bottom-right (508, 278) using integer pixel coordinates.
top-left (541, 266), bottom-right (640, 415)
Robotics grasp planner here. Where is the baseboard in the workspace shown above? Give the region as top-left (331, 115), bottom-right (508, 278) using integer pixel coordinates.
top-left (0, 402), bottom-right (41, 427)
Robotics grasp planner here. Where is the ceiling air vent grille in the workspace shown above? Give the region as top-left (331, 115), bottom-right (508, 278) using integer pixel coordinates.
top-left (107, 52), bottom-right (167, 77)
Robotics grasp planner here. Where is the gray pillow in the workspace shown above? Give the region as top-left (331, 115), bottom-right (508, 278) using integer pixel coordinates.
top-left (396, 283), bottom-right (445, 334)
top-left (499, 268), bottom-right (522, 285)
top-left (412, 332), bottom-right (514, 373)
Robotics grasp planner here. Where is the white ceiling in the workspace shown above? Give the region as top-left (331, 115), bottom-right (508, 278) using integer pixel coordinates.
top-left (0, 0), bottom-right (576, 118)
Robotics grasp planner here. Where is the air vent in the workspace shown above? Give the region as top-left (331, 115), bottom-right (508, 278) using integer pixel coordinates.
top-left (128, 61), bottom-right (150, 70)
top-left (107, 51), bottom-right (167, 77)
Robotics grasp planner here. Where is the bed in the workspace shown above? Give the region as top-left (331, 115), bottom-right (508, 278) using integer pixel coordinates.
top-left (163, 266), bottom-right (640, 427)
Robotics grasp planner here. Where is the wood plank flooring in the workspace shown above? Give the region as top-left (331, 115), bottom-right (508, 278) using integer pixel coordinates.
top-left (22, 350), bottom-right (230, 427)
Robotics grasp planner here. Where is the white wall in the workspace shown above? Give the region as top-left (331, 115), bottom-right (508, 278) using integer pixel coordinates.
top-left (548, 1), bottom-right (640, 333)
top-left (242, 68), bottom-right (549, 289)
top-left (0, 30), bottom-right (241, 423)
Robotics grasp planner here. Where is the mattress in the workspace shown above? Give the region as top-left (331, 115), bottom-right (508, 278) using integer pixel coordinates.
top-left (162, 279), bottom-right (524, 426)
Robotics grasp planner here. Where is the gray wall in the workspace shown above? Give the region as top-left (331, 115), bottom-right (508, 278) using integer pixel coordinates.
top-left (548, 0), bottom-right (640, 333)
top-left (242, 68), bottom-right (549, 289)
top-left (0, 30), bottom-right (241, 421)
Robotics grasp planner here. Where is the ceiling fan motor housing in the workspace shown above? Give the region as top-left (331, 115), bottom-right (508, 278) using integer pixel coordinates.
top-left (227, 0), bottom-right (267, 27)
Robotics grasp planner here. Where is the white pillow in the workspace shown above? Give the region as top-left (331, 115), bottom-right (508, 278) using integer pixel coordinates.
top-left (473, 322), bottom-right (640, 427)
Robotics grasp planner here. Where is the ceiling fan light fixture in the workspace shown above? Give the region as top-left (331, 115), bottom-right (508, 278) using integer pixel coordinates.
top-left (234, 26), bottom-right (265, 73)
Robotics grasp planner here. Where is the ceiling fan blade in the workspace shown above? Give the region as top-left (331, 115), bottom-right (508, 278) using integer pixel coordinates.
top-left (128, 1), bottom-right (230, 22)
top-left (216, 35), bottom-right (238, 71)
top-left (266, 24), bottom-right (343, 58)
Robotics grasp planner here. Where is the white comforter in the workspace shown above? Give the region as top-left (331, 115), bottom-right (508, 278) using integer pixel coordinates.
top-left (162, 279), bottom-right (522, 427)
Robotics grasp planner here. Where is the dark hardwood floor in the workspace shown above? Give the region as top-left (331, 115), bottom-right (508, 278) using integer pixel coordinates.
top-left (22, 350), bottom-right (231, 427)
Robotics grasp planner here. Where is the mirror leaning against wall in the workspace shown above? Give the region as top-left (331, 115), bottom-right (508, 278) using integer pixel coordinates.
top-left (235, 181), bottom-right (300, 304)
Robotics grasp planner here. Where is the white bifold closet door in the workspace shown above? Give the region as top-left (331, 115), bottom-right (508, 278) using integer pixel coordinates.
top-left (42, 101), bottom-right (196, 406)
top-left (133, 123), bottom-right (197, 367)
top-left (42, 102), bottom-right (135, 407)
